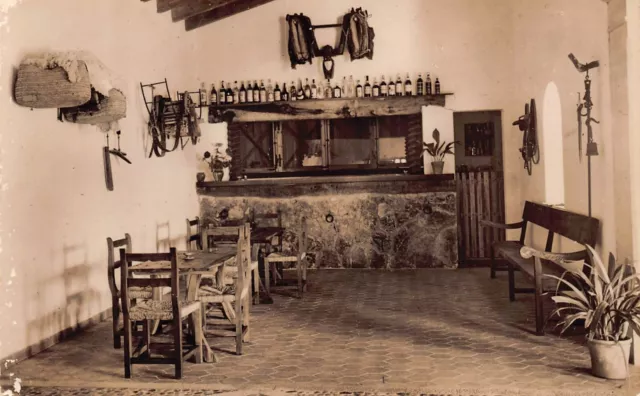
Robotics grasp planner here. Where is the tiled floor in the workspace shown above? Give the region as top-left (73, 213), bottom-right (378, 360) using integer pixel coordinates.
top-left (2, 269), bottom-right (640, 396)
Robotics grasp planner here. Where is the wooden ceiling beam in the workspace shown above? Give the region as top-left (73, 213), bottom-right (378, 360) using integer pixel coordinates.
top-left (171, 0), bottom-right (236, 22)
top-left (185, 0), bottom-right (275, 31)
top-left (157, 0), bottom-right (183, 13)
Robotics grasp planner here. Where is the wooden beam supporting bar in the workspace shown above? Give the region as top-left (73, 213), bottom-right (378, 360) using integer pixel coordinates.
top-left (171, 0), bottom-right (235, 22)
top-left (209, 94), bottom-right (451, 123)
top-left (185, 0), bottom-right (275, 31)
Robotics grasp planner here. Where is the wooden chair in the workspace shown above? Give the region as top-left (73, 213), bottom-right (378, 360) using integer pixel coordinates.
top-left (202, 224), bottom-right (262, 304)
top-left (108, 234), bottom-right (170, 349)
top-left (186, 217), bottom-right (202, 251)
top-left (120, 247), bottom-right (203, 379)
top-left (196, 224), bottom-right (252, 355)
top-left (264, 217), bottom-right (308, 298)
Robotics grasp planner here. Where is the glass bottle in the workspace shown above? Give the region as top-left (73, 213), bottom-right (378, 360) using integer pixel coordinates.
top-left (219, 81), bottom-right (226, 104)
top-left (348, 75), bottom-right (355, 97)
top-left (435, 77), bottom-right (441, 94)
top-left (239, 81), bottom-right (247, 104)
top-left (290, 81), bottom-right (298, 101)
top-left (372, 78), bottom-right (380, 97)
top-left (341, 77), bottom-right (347, 98)
top-left (426, 73), bottom-right (432, 95)
top-left (304, 78), bottom-right (312, 99)
top-left (259, 80), bottom-right (267, 103)
top-left (417, 73), bottom-right (424, 96)
top-left (200, 82), bottom-right (208, 106)
top-left (380, 76), bottom-right (388, 97)
top-left (388, 77), bottom-right (396, 96)
top-left (267, 79), bottom-right (274, 102)
top-left (404, 74), bottom-right (413, 96)
top-left (356, 79), bottom-right (364, 98)
top-left (253, 80), bottom-right (260, 102)
top-left (246, 81), bottom-right (253, 103)
top-left (364, 76), bottom-right (372, 97)
top-left (232, 81), bottom-right (239, 104)
top-left (395, 75), bottom-right (403, 96)
top-left (274, 82), bottom-right (282, 101)
top-left (333, 82), bottom-right (342, 98)
top-left (311, 79), bottom-right (318, 99)
top-left (282, 83), bottom-right (289, 101)
top-left (210, 83), bottom-right (218, 105)
top-left (297, 80), bottom-right (305, 100)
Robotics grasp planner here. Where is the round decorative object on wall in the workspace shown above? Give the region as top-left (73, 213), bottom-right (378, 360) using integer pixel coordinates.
top-left (325, 213), bottom-right (334, 223)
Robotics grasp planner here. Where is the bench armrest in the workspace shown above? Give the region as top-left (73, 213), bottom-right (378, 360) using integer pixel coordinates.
top-left (519, 246), bottom-right (588, 264)
top-left (479, 220), bottom-right (524, 230)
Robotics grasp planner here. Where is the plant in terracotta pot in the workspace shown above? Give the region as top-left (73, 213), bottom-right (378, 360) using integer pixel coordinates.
top-left (543, 245), bottom-right (640, 380)
top-left (203, 143), bottom-right (231, 182)
top-left (422, 128), bottom-right (458, 175)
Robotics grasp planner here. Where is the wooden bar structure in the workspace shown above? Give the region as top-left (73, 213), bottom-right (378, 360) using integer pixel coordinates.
top-left (209, 95), bottom-right (451, 124)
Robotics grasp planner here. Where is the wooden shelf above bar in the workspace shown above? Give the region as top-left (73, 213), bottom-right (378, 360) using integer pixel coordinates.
top-left (208, 94), bottom-right (452, 123)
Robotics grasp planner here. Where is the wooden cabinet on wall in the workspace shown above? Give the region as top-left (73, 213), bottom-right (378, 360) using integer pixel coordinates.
top-left (213, 95), bottom-right (450, 180)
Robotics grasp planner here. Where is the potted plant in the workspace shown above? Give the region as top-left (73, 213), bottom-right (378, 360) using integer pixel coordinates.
top-left (203, 143), bottom-right (231, 182)
top-left (422, 128), bottom-right (458, 175)
top-left (545, 245), bottom-right (640, 380)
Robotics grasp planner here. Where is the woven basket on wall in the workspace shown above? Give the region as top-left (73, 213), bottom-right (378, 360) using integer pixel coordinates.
top-left (14, 61), bottom-right (92, 108)
top-left (61, 88), bottom-right (126, 125)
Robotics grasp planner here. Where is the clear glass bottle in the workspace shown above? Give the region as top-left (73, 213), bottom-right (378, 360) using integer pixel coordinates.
top-left (311, 79), bottom-right (318, 99)
top-left (200, 82), bottom-right (208, 106)
top-left (348, 75), bottom-right (356, 97)
top-left (233, 81), bottom-right (240, 104)
top-left (267, 79), bottom-right (274, 102)
top-left (341, 77), bottom-right (347, 98)
top-left (324, 79), bottom-right (333, 99)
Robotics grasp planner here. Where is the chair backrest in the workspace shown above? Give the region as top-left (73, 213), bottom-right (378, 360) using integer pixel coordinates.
top-left (521, 201), bottom-right (600, 249)
top-left (186, 217), bottom-right (202, 251)
top-left (201, 224), bottom-right (245, 248)
top-left (119, 248), bottom-right (178, 318)
top-left (252, 210), bottom-right (282, 228)
top-left (107, 233), bottom-right (132, 298)
top-left (235, 224), bottom-right (252, 302)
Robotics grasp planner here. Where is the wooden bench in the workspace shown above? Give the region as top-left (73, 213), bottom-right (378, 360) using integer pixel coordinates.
top-left (480, 201), bottom-right (599, 335)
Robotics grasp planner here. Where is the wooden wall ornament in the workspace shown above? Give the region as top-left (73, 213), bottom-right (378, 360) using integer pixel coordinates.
top-left (286, 8), bottom-right (374, 80)
top-left (512, 98), bottom-right (539, 176)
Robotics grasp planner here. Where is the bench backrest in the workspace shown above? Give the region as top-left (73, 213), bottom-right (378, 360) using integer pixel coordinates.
top-left (520, 201), bottom-right (599, 249)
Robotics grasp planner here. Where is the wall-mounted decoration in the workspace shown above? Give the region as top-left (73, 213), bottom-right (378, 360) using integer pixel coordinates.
top-left (140, 79), bottom-right (202, 158)
top-left (60, 88), bottom-right (126, 129)
top-left (512, 98), bottom-right (539, 175)
top-left (569, 53), bottom-right (600, 217)
top-left (103, 130), bottom-right (131, 191)
top-left (286, 8), bottom-right (374, 80)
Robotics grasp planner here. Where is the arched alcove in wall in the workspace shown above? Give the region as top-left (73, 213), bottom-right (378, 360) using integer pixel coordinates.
top-left (542, 81), bottom-right (565, 206)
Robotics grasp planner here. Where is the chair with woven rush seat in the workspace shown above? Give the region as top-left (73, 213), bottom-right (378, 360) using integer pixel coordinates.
top-left (120, 247), bottom-right (202, 379)
top-left (201, 223), bottom-right (262, 305)
top-left (107, 234), bottom-right (170, 349)
top-left (186, 217), bottom-right (202, 251)
top-left (264, 217), bottom-right (308, 298)
top-left (197, 223), bottom-right (252, 355)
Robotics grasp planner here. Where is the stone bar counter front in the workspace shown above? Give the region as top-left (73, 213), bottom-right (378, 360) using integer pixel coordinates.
top-left (197, 174), bottom-right (458, 269)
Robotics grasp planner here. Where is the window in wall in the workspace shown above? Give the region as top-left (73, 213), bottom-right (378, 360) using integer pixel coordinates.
top-left (230, 116), bottom-right (417, 179)
top-left (542, 81), bottom-right (565, 206)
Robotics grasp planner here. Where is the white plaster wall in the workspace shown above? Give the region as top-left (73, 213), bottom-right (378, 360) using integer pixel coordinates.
top-left (509, 0), bottom-right (613, 256)
top-left (0, 0), bottom-right (520, 360)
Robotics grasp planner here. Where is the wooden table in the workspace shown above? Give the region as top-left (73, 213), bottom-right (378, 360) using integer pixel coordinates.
top-left (132, 248), bottom-right (237, 363)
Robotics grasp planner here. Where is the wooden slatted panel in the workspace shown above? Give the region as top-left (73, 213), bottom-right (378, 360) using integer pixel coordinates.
top-left (457, 170), bottom-right (506, 261)
top-left (405, 113), bottom-right (423, 174)
top-left (469, 172), bottom-right (477, 258)
top-left (227, 122), bottom-right (244, 181)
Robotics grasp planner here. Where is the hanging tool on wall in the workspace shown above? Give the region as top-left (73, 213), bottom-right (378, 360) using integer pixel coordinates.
top-left (569, 53), bottom-right (600, 217)
top-left (512, 99), bottom-right (539, 176)
top-left (103, 130), bottom-right (131, 191)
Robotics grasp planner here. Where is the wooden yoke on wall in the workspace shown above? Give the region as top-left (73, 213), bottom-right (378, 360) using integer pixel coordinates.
top-left (286, 8), bottom-right (375, 80)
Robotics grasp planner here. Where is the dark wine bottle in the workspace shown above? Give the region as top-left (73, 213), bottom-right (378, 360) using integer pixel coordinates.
top-left (417, 73), bottom-right (424, 96)
top-left (253, 81), bottom-right (260, 102)
top-left (356, 79), bottom-right (364, 98)
top-left (219, 81), bottom-right (226, 104)
top-left (311, 79), bottom-right (318, 99)
top-left (259, 80), bottom-right (267, 103)
top-left (364, 76), bottom-right (372, 97)
top-left (274, 83), bottom-right (282, 101)
top-left (290, 81), bottom-right (298, 101)
top-left (226, 83), bottom-right (233, 104)
top-left (210, 83), bottom-right (218, 105)
top-left (395, 75), bottom-right (403, 96)
top-left (388, 77), bottom-right (396, 96)
top-left (282, 83), bottom-right (289, 101)
top-left (304, 78), bottom-right (312, 99)
top-left (372, 78), bottom-right (380, 97)
top-left (380, 76), bottom-right (388, 97)
top-left (246, 81), bottom-right (253, 103)
top-left (435, 78), bottom-right (441, 94)
top-left (404, 74), bottom-right (413, 96)
top-left (333, 83), bottom-right (342, 98)
top-left (426, 73), bottom-right (432, 95)
top-left (239, 82), bottom-right (247, 103)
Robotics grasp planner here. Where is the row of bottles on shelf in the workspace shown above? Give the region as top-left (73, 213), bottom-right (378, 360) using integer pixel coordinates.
top-left (199, 73), bottom-right (442, 106)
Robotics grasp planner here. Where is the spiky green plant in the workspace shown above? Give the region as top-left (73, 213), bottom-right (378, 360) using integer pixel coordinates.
top-left (422, 128), bottom-right (458, 162)
top-left (545, 245), bottom-right (640, 341)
